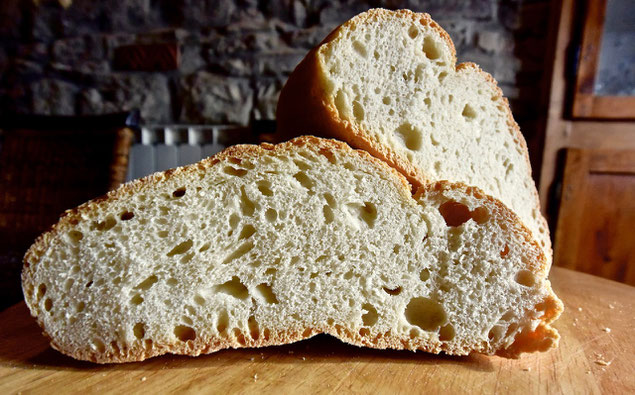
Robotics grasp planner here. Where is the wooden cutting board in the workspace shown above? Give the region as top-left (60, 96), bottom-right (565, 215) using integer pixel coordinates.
top-left (1, 267), bottom-right (633, 394)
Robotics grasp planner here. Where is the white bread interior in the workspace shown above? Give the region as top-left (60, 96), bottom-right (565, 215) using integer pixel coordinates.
top-left (23, 137), bottom-right (561, 363)
top-left (276, 9), bottom-right (551, 264)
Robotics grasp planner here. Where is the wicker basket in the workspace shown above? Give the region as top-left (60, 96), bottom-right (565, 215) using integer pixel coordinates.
top-left (0, 113), bottom-right (135, 310)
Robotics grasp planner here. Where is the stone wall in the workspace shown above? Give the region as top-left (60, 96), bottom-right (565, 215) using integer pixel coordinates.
top-left (0, 0), bottom-right (551, 157)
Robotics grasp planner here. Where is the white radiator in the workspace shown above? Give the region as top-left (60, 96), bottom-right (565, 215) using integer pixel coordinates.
top-left (126, 125), bottom-right (255, 181)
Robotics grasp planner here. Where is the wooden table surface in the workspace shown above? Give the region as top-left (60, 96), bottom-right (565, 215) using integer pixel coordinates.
top-left (1, 267), bottom-right (633, 394)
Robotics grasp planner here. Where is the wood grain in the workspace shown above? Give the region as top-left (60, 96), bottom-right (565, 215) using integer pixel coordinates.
top-left (1, 267), bottom-right (633, 394)
top-left (554, 148), bottom-right (635, 285)
top-left (538, 0), bottom-right (635, 213)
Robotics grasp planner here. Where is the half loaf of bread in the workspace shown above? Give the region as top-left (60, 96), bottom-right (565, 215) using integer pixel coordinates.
top-left (23, 136), bottom-right (562, 363)
top-left (276, 8), bottom-right (551, 263)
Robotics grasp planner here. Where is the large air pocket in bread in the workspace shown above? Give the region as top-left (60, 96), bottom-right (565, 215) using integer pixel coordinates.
top-left (23, 137), bottom-right (561, 363)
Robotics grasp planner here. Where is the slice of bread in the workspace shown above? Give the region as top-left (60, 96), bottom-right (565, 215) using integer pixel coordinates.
top-left (22, 136), bottom-right (561, 363)
top-left (276, 8), bottom-right (551, 264)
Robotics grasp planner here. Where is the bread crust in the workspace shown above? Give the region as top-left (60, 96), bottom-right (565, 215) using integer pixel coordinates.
top-left (22, 136), bottom-right (562, 363)
top-left (276, 8), bottom-right (552, 263)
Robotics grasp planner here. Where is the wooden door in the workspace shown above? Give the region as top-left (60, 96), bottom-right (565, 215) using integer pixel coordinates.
top-left (554, 148), bottom-right (635, 285)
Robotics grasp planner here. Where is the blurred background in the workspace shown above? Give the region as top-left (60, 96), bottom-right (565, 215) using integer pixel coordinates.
top-left (0, 0), bottom-right (633, 310)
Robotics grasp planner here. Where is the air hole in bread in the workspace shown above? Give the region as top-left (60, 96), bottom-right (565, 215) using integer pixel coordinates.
top-left (194, 294), bottom-right (205, 305)
top-left (471, 207), bottom-right (489, 224)
top-left (409, 328), bottom-right (420, 339)
top-left (199, 242), bottom-right (211, 253)
top-left (135, 275), bottom-right (158, 291)
top-left (439, 324), bottom-right (455, 341)
top-left (222, 241), bottom-right (254, 265)
top-left (360, 202), bottom-right (377, 227)
top-left (323, 205), bottom-right (334, 224)
top-left (130, 294), bottom-right (144, 305)
top-left (257, 180), bottom-right (274, 196)
top-left (405, 297), bottom-right (446, 331)
top-left (408, 25), bottom-right (419, 39)
top-left (93, 216), bottom-right (116, 231)
top-left (373, 50), bottom-right (380, 60)
top-left (64, 278), bottom-right (73, 291)
top-left (44, 297), bottom-right (53, 312)
top-left (85, 280), bottom-right (93, 288)
top-left (68, 230), bottom-right (83, 244)
top-left (293, 171), bottom-right (315, 192)
top-left (394, 123), bottom-right (423, 151)
top-left (353, 100), bottom-right (365, 121)
top-left (294, 159), bottom-right (311, 171)
top-left (91, 339), bottom-right (106, 353)
top-left (216, 310), bottom-right (229, 334)
top-left (500, 244), bottom-right (510, 258)
top-left (438, 71), bottom-right (448, 81)
top-left (133, 323), bottom-right (145, 339)
top-left (110, 341), bottom-right (121, 354)
top-left (240, 186), bottom-right (256, 216)
top-left (352, 40), bottom-right (367, 57)
top-left (265, 267), bottom-right (277, 276)
top-left (76, 301), bottom-right (85, 312)
top-left (166, 278), bottom-right (177, 286)
top-left (239, 224), bottom-right (256, 240)
top-left (462, 104), bottom-right (477, 120)
top-left (174, 325), bottom-right (196, 342)
top-left (248, 315), bottom-right (260, 340)
top-left (515, 270), bottom-right (536, 287)
top-left (439, 201), bottom-right (471, 227)
top-left (36, 283), bottom-right (47, 300)
top-left (265, 208), bottom-right (277, 223)
top-left (255, 283), bottom-right (278, 304)
top-left (383, 286), bottom-right (402, 296)
top-left (172, 188), bottom-right (186, 198)
top-left (182, 316), bottom-right (193, 326)
top-left (382, 96), bottom-right (391, 105)
top-left (167, 240), bottom-right (193, 257)
top-left (362, 303), bottom-right (378, 326)
top-left (215, 276), bottom-right (249, 299)
top-left (422, 36), bottom-right (441, 59)
top-left (223, 166), bottom-right (248, 177)
top-left (120, 211), bottom-right (134, 221)
top-left (343, 270), bottom-right (354, 280)
top-left (234, 329), bottom-right (247, 345)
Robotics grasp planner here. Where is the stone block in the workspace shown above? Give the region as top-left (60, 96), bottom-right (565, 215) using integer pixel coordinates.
top-left (180, 71), bottom-right (252, 125)
top-left (476, 29), bottom-right (509, 54)
top-left (79, 74), bottom-right (172, 123)
top-left (30, 78), bottom-right (77, 115)
top-left (253, 79), bottom-right (284, 120)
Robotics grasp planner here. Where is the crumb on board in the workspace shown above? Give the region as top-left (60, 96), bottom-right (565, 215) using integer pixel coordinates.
top-left (578, 307), bottom-right (583, 312)
top-left (608, 304), bottom-right (615, 309)
top-left (141, 377), bottom-right (147, 382)
top-left (253, 374), bottom-right (258, 381)
top-left (602, 327), bottom-right (611, 333)
top-left (522, 367), bottom-right (531, 372)
top-left (593, 352), bottom-right (612, 367)
top-left (250, 357), bottom-right (255, 361)
top-left (302, 357), bottom-right (306, 361)
top-left (595, 359), bottom-right (611, 367)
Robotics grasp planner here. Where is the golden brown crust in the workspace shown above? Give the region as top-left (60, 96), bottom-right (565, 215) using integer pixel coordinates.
top-left (276, 8), bottom-right (552, 259)
top-left (22, 136), bottom-right (561, 363)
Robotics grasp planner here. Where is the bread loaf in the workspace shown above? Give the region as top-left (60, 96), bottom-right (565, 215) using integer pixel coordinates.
top-left (276, 9), bottom-right (551, 263)
top-left (22, 136), bottom-right (561, 363)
